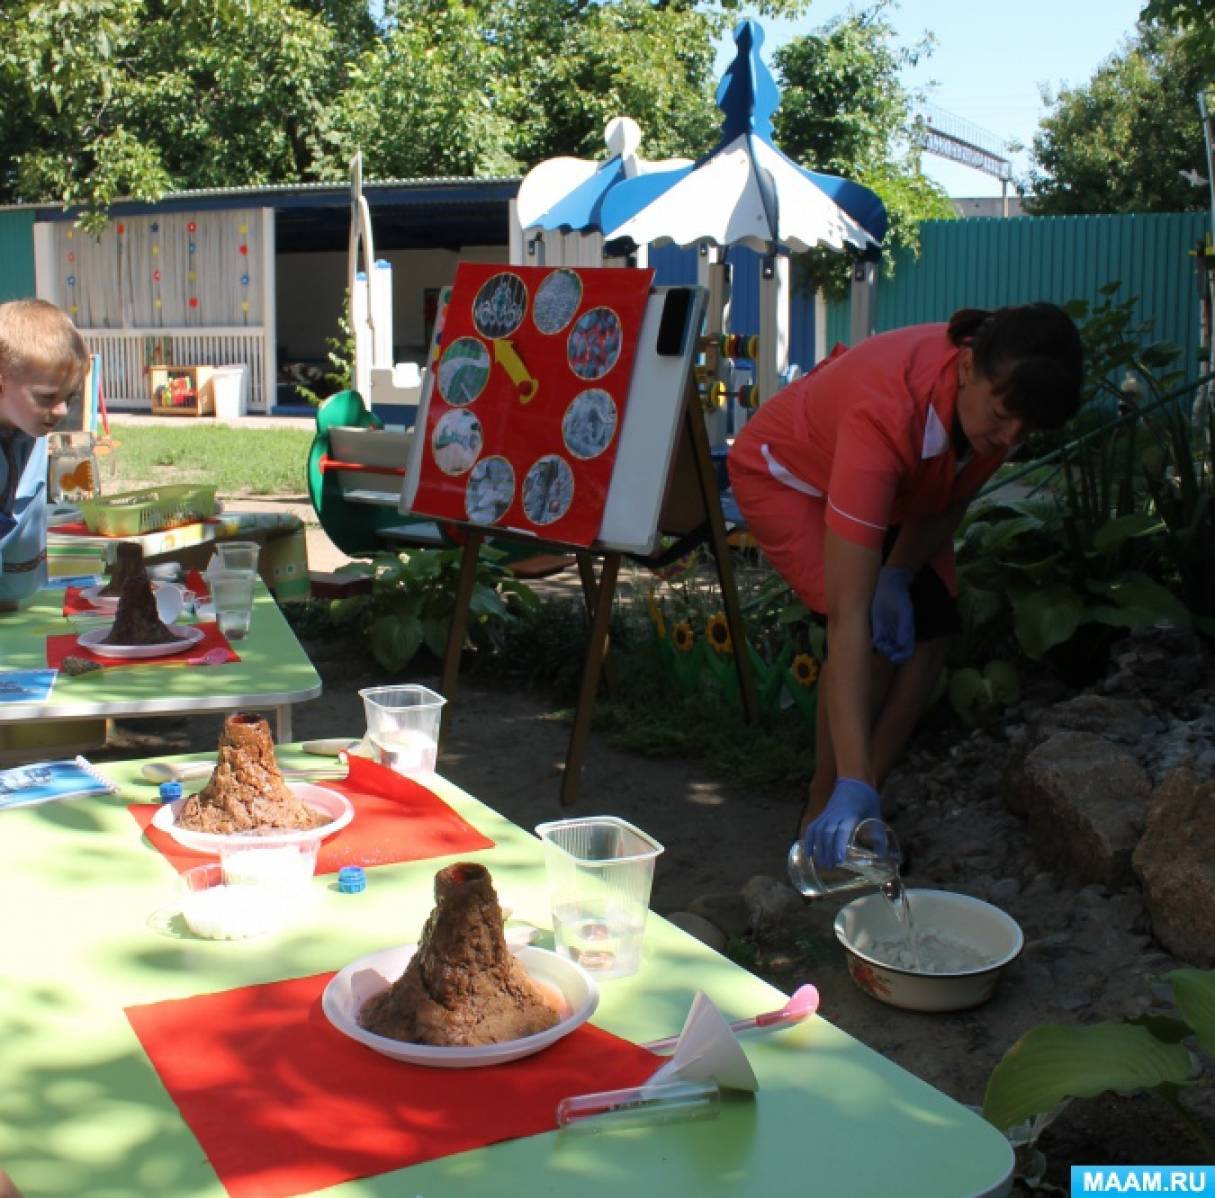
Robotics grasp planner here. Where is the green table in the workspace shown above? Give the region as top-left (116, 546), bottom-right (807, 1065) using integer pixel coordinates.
top-left (0, 751), bottom-right (1014, 1197)
top-left (0, 584), bottom-right (320, 742)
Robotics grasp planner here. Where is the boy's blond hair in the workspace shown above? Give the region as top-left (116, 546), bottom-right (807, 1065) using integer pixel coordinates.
top-left (0, 299), bottom-right (88, 383)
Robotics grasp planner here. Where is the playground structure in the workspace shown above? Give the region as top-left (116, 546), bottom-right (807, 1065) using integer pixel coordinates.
top-left (308, 19), bottom-right (887, 562)
top-left (516, 19), bottom-right (886, 448)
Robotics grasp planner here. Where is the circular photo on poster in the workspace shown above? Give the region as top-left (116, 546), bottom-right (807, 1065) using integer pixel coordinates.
top-left (465, 455), bottom-right (515, 525)
top-left (431, 408), bottom-right (483, 476)
top-left (562, 388), bottom-right (617, 460)
top-left (438, 337), bottom-right (490, 406)
top-left (472, 272), bottom-right (528, 340)
top-left (533, 269), bottom-right (583, 335)
top-left (567, 306), bottom-right (623, 381)
top-left (522, 455), bottom-right (575, 527)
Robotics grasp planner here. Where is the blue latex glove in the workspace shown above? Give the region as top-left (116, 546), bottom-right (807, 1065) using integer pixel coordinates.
top-left (871, 565), bottom-right (915, 663)
top-left (805, 778), bottom-right (882, 869)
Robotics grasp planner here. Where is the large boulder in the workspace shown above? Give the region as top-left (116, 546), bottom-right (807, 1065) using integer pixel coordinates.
top-left (1133, 768), bottom-right (1215, 966)
top-left (1007, 731), bottom-right (1150, 888)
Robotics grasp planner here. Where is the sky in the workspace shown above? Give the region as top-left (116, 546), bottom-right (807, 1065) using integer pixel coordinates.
top-left (715, 0), bottom-right (1148, 198)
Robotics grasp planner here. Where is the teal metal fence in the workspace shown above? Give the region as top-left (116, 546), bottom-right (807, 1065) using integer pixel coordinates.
top-left (0, 210), bottom-right (37, 301)
top-left (827, 211), bottom-right (1210, 378)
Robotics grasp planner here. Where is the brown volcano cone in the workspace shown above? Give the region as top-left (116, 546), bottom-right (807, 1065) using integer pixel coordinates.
top-left (177, 712), bottom-right (325, 834)
top-left (99, 543), bottom-right (145, 598)
top-left (359, 862), bottom-right (562, 1046)
top-left (101, 570), bottom-right (175, 646)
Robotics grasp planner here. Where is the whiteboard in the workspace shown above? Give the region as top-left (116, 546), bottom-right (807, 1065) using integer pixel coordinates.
top-left (401, 285), bottom-right (707, 557)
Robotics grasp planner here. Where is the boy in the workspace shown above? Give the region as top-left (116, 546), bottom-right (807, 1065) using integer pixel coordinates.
top-left (0, 299), bottom-right (88, 610)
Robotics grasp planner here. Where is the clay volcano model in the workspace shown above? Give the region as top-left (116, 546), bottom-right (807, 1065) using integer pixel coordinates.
top-left (359, 862), bottom-right (563, 1046)
top-left (177, 712), bottom-right (326, 834)
top-left (99, 542), bottom-right (145, 598)
top-left (100, 566), bottom-right (176, 647)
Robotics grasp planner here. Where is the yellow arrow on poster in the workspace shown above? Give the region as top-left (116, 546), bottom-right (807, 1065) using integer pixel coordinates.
top-left (493, 339), bottom-right (539, 404)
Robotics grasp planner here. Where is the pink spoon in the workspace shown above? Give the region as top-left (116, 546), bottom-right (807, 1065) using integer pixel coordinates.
top-left (187, 647), bottom-right (231, 667)
top-left (642, 983), bottom-right (820, 1053)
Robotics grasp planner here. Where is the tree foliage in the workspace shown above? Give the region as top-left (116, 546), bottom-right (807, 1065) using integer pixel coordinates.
top-left (1, 0), bottom-right (948, 250)
top-left (772, 1), bottom-right (954, 297)
top-left (1024, 19), bottom-right (1210, 215)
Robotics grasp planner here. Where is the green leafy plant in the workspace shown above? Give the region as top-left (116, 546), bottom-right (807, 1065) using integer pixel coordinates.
top-left (293, 303), bottom-right (355, 408)
top-left (947, 659), bottom-right (1020, 728)
top-left (954, 283), bottom-right (1210, 676)
top-left (329, 546), bottom-right (537, 673)
top-left (983, 969), bottom-right (1215, 1174)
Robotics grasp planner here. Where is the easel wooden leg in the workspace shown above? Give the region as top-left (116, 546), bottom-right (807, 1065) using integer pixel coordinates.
top-left (683, 398), bottom-right (760, 724)
top-left (560, 551), bottom-right (621, 807)
top-left (439, 530), bottom-right (483, 743)
top-left (576, 551), bottom-right (617, 695)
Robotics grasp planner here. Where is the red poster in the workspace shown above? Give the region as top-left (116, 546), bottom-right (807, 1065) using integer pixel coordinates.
top-left (409, 263), bottom-right (653, 547)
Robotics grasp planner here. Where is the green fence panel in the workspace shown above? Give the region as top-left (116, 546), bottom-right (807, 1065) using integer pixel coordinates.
top-left (826, 212), bottom-right (1209, 378)
top-left (0, 211), bottom-right (36, 301)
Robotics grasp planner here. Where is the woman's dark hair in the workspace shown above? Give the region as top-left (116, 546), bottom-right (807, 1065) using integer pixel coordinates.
top-left (947, 302), bottom-right (1084, 431)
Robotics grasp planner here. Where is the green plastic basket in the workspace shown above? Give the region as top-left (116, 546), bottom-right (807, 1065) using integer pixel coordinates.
top-left (78, 485), bottom-right (218, 536)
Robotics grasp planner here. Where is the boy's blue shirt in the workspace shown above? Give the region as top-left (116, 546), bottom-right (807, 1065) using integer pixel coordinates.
top-left (0, 431), bottom-right (48, 606)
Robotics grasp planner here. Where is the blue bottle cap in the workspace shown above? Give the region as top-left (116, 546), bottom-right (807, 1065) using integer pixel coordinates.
top-left (338, 866), bottom-right (366, 894)
top-left (159, 780), bottom-right (183, 803)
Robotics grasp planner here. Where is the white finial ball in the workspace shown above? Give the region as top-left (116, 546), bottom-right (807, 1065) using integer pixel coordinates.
top-left (605, 117), bottom-right (642, 158)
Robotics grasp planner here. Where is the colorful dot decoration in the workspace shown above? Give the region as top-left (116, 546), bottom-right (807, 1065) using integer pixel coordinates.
top-left (58, 211), bottom-right (260, 325)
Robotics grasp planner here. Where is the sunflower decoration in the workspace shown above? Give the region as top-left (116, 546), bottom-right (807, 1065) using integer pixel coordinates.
top-left (672, 621), bottom-right (695, 652)
top-left (705, 612), bottom-right (732, 655)
top-left (645, 590), bottom-right (666, 639)
top-left (791, 653), bottom-right (820, 687)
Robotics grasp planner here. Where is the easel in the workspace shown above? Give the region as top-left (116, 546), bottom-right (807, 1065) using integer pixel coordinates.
top-left (422, 285), bottom-right (758, 805)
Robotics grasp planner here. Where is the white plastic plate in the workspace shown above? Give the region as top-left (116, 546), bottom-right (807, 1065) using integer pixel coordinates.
top-left (151, 782), bottom-right (354, 855)
top-left (76, 622), bottom-right (204, 659)
top-left (79, 580), bottom-right (176, 613)
top-left (322, 943), bottom-right (598, 1068)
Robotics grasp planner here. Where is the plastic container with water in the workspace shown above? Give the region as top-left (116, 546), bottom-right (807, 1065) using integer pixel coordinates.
top-left (358, 684), bottom-right (446, 778)
top-left (535, 816), bottom-right (664, 979)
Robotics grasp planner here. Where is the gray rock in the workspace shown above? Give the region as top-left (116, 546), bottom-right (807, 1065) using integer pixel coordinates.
top-left (1133, 768), bottom-right (1215, 966)
top-left (1008, 731), bottom-right (1150, 887)
top-left (665, 911), bottom-right (728, 953)
top-left (1033, 694), bottom-right (1154, 745)
top-left (686, 891), bottom-right (751, 940)
top-left (742, 874), bottom-right (804, 935)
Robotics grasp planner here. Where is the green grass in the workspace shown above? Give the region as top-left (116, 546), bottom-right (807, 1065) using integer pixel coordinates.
top-left (105, 424), bottom-right (314, 495)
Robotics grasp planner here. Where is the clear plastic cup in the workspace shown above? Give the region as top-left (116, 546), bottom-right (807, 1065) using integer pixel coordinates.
top-left (358, 685), bottom-right (446, 777)
top-left (210, 540), bottom-right (261, 575)
top-left (210, 569), bottom-right (256, 640)
top-left (535, 816), bottom-right (664, 979)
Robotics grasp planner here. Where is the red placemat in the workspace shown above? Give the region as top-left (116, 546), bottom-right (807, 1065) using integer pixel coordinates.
top-left (126, 971), bottom-right (660, 1198)
top-left (62, 569), bottom-right (211, 616)
top-left (46, 621), bottom-right (239, 670)
top-left (128, 755), bottom-right (495, 876)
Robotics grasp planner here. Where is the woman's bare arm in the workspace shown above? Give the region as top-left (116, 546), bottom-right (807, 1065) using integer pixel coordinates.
top-left (822, 530), bottom-right (882, 784)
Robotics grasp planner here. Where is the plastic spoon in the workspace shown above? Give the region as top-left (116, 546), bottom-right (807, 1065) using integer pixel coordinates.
top-left (641, 983), bottom-right (820, 1054)
top-left (139, 760), bottom-right (346, 784)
